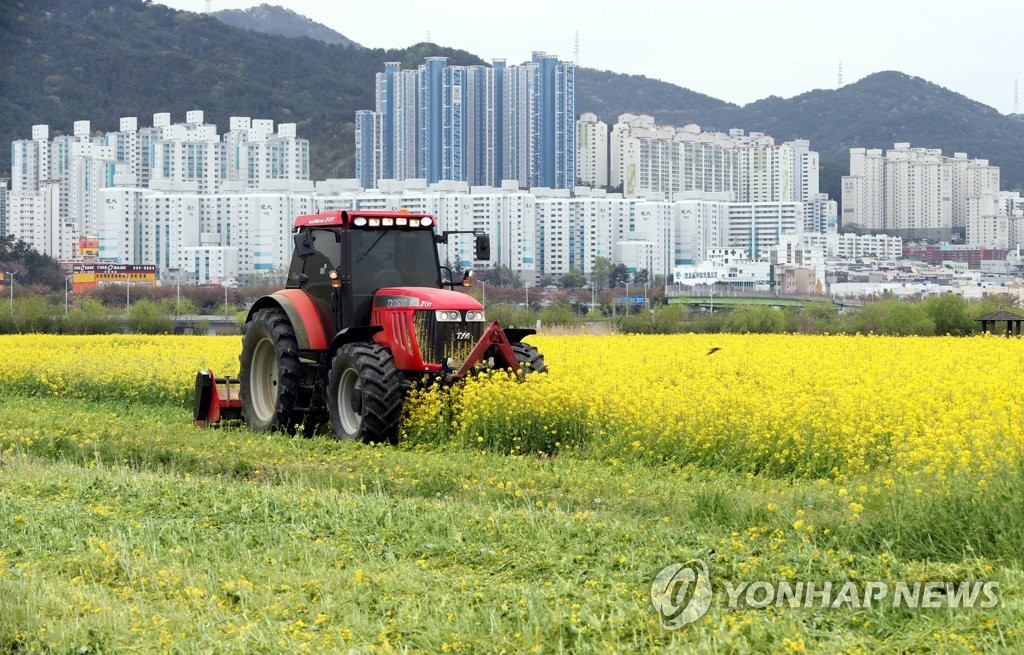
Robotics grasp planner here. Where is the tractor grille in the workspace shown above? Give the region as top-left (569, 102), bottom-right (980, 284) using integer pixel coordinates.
top-left (413, 311), bottom-right (483, 368)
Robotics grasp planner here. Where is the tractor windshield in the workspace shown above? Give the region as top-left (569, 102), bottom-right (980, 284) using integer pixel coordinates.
top-left (351, 228), bottom-right (441, 294)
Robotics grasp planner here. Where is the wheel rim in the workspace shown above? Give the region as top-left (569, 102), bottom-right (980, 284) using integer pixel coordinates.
top-left (336, 366), bottom-right (362, 437)
top-left (250, 337), bottom-right (279, 422)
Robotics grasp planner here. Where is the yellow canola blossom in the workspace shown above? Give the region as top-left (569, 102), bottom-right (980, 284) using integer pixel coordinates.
top-left (2, 332), bottom-right (1023, 479)
top-left (403, 333), bottom-right (1024, 479)
top-left (0, 335), bottom-right (239, 406)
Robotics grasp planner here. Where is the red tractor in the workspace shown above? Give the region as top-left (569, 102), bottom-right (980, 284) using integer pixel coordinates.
top-left (194, 210), bottom-right (545, 442)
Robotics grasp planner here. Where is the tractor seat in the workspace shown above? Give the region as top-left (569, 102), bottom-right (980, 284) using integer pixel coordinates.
top-left (373, 269), bottom-right (403, 289)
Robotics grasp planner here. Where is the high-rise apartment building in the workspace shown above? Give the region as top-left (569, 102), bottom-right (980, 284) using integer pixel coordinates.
top-left (842, 143), bottom-right (1001, 241)
top-left (607, 117), bottom-right (822, 218)
top-left (355, 53), bottom-right (575, 190)
top-left (725, 202), bottom-right (804, 259)
top-left (0, 179), bottom-right (7, 237)
top-left (8, 112), bottom-right (310, 260)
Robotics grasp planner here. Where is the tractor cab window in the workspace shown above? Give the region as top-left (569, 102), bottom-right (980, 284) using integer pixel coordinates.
top-left (350, 229), bottom-right (441, 294)
top-left (298, 229), bottom-right (341, 304)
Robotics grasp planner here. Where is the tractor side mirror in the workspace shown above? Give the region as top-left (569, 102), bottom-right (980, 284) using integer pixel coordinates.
top-left (293, 231), bottom-right (316, 258)
top-left (474, 233), bottom-right (490, 261)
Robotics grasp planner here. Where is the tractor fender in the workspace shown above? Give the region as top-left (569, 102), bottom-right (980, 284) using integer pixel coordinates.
top-left (502, 327), bottom-right (536, 344)
top-left (328, 326), bottom-right (383, 352)
top-left (246, 290), bottom-right (332, 352)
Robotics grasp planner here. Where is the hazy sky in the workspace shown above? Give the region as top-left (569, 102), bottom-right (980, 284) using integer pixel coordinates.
top-left (158, 0), bottom-right (1023, 114)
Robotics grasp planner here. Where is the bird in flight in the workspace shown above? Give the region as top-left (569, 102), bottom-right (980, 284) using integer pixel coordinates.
top-left (706, 347), bottom-right (721, 356)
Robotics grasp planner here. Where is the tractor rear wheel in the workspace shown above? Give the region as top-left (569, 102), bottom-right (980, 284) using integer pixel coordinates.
top-left (327, 342), bottom-right (403, 443)
top-left (239, 308), bottom-right (302, 433)
top-left (512, 342), bottom-right (547, 375)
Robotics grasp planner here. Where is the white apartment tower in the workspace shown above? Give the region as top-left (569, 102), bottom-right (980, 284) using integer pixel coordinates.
top-left (842, 147), bottom-right (885, 231)
top-left (576, 112), bottom-right (608, 188)
top-left (673, 194), bottom-right (729, 265)
top-left (842, 143), bottom-right (1000, 240)
top-left (150, 111), bottom-right (223, 194)
top-left (726, 202), bottom-right (804, 259)
top-left (609, 118), bottom-right (821, 218)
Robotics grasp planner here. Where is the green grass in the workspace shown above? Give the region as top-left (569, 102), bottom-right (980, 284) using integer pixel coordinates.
top-left (1, 396), bottom-right (1022, 653)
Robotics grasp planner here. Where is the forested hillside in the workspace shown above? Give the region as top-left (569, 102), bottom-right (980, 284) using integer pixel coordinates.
top-left (2, 0), bottom-right (1022, 201)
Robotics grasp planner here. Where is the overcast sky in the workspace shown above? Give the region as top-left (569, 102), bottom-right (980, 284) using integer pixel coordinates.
top-left (158, 0), bottom-right (1023, 114)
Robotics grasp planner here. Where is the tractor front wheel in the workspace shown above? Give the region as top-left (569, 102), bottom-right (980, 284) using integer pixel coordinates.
top-left (327, 342), bottom-right (403, 443)
top-left (239, 308), bottom-right (302, 433)
top-left (512, 342), bottom-right (547, 375)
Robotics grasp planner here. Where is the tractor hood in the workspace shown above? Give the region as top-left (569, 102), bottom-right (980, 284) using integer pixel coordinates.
top-left (372, 287), bottom-right (483, 311)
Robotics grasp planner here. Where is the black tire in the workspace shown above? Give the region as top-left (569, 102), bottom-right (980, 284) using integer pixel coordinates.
top-left (327, 342), bottom-right (404, 443)
top-left (512, 342), bottom-right (547, 375)
top-left (239, 308), bottom-right (302, 433)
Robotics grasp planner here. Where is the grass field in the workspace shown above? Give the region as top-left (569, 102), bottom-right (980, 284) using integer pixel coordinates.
top-left (1, 334), bottom-right (1023, 653)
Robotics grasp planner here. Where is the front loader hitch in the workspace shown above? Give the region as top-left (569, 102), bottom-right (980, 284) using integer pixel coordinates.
top-left (446, 321), bottom-right (523, 383)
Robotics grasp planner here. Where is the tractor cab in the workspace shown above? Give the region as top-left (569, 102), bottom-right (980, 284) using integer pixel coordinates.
top-left (287, 212), bottom-right (446, 328)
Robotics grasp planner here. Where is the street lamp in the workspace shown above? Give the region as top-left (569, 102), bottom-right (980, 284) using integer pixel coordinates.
top-left (65, 274), bottom-right (70, 315)
top-left (167, 268), bottom-right (181, 316)
top-left (7, 271), bottom-right (15, 317)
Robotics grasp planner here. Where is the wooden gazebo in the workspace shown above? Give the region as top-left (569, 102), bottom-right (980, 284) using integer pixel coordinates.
top-left (975, 310), bottom-right (1024, 336)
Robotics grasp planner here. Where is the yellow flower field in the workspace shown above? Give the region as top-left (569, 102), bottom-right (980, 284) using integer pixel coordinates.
top-left (0, 335), bottom-right (238, 406)
top-left (1, 332), bottom-right (1022, 480)
top-left (405, 333), bottom-right (1024, 480)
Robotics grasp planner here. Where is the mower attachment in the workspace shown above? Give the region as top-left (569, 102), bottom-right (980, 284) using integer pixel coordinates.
top-left (193, 370), bottom-right (243, 427)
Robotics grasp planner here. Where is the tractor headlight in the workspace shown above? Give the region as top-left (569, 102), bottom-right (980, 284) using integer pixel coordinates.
top-left (464, 310), bottom-right (485, 322)
top-left (435, 310), bottom-right (462, 322)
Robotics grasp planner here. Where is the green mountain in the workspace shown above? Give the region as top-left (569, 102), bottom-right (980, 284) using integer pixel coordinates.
top-left (575, 69), bottom-right (1024, 200)
top-left (2, 0), bottom-right (1022, 205)
top-left (0, 0), bottom-right (482, 180)
top-left (727, 72), bottom-right (1024, 200)
top-left (212, 3), bottom-right (360, 47)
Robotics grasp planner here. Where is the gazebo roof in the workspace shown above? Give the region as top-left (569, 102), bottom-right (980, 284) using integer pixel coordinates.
top-left (975, 310), bottom-right (1024, 322)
